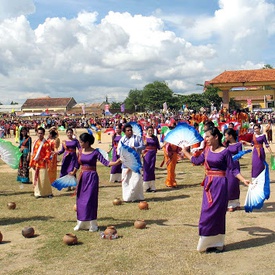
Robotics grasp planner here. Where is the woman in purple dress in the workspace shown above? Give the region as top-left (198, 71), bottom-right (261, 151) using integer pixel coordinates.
top-left (58, 128), bottom-right (81, 190)
top-left (224, 128), bottom-right (242, 212)
top-left (109, 123), bottom-right (123, 183)
top-left (142, 126), bottom-right (160, 192)
top-left (73, 133), bottom-right (121, 232)
top-left (241, 124), bottom-right (274, 179)
top-left (182, 127), bottom-right (249, 253)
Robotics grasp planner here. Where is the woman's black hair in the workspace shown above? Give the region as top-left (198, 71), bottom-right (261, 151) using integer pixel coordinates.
top-left (146, 125), bottom-right (155, 137)
top-left (204, 120), bottom-right (215, 130)
top-left (79, 132), bottom-right (95, 145)
top-left (116, 123), bottom-right (123, 130)
top-left (20, 127), bottom-right (29, 140)
top-left (66, 127), bottom-right (74, 133)
top-left (206, 126), bottom-right (223, 146)
top-left (49, 130), bottom-right (58, 139)
top-left (193, 122), bottom-right (199, 129)
top-left (224, 128), bottom-right (237, 142)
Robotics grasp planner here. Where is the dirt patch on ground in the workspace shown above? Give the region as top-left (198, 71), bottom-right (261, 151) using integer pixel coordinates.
top-left (0, 229), bottom-right (42, 274)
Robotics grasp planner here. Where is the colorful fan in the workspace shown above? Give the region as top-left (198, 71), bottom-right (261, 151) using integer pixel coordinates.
top-left (87, 128), bottom-right (93, 135)
top-left (104, 128), bottom-right (115, 135)
top-left (129, 122), bottom-right (143, 137)
top-left (51, 174), bottom-right (77, 191)
top-left (160, 126), bottom-right (170, 142)
top-left (164, 122), bottom-right (203, 147)
top-left (218, 122), bottom-right (228, 133)
top-left (198, 122), bottom-right (204, 136)
top-left (118, 142), bottom-right (142, 173)
top-left (0, 139), bottom-right (22, 169)
top-left (96, 148), bottom-right (109, 161)
top-left (108, 149), bottom-right (113, 160)
top-left (244, 161), bottom-right (270, 212)
top-left (58, 126), bottom-right (66, 131)
top-left (91, 125), bottom-right (101, 132)
top-left (161, 126), bottom-right (170, 135)
top-left (232, 149), bottom-right (252, 161)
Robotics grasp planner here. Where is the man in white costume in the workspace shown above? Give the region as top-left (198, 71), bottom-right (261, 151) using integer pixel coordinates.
top-left (117, 123), bottom-right (145, 202)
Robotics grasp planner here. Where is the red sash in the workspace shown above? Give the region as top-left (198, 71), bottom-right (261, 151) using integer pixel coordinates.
top-left (253, 135), bottom-right (262, 157)
top-left (202, 148), bottom-right (226, 204)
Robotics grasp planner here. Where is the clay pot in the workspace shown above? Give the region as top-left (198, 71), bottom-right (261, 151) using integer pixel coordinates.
top-left (73, 204), bottom-right (77, 212)
top-left (138, 201), bottom-right (149, 210)
top-left (0, 231), bottom-right (3, 243)
top-left (113, 198), bottom-right (122, 206)
top-left (104, 226), bottom-right (117, 236)
top-left (134, 219), bottom-right (146, 229)
top-left (22, 226), bottom-right (35, 238)
top-left (63, 233), bottom-right (78, 245)
top-left (7, 202), bottom-right (16, 210)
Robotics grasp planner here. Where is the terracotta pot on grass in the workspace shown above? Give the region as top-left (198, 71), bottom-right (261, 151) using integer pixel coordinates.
top-left (7, 202), bottom-right (16, 210)
top-left (63, 233), bottom-right (78, 245)
top-left (138, 201), bottom-right (149, 210)
top-left (134, 219), bottom-right (146, 229)
top-left (22, 227), bottom-right (35, 238)
top-left (113, 198), bottom-right (122, 206)
top-left (104, 226), bottom-right (117, 236)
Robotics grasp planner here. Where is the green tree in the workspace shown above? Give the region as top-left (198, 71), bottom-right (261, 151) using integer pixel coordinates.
top-left (111, 102), bottom-right (122, 109)
top-left (142, 81), bottom-right (174, 111)
top-left (229, 98), bottom-right (241, 111)
top-left (180, 94), bottom-right (206, 111)
top-left (262, 64), bottom-right (273, 69)
top-left (203, 86), bottom-right (223, 110)
top-left (124, 89), bottom-right (144, 111)
top-left (178, 86), bottom-right (222, 112)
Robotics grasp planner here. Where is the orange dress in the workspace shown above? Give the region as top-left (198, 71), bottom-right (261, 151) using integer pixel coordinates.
top-left (47, 138), bottom-right (60, 183)
top-left (29, 139), bottom-right (52, 197)
top-left (163, 143), bottom-right (181, 187)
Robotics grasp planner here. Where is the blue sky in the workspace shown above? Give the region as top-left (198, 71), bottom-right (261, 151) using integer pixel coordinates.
top-left (28, 0), bottom-right (220, 29)
top-left (1, 0), bottom-right (275, 105)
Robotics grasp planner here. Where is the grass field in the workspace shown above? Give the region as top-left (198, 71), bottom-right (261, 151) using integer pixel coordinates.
top-left (1, 130), bottom-right (275, 275)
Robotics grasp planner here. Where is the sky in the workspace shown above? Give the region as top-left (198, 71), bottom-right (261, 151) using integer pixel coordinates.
top-left (1, 0), bottom-right (275, 105)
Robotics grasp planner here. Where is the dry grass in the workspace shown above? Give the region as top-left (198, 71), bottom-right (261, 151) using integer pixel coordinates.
top-left (1, 131), bottom-right (275, 275)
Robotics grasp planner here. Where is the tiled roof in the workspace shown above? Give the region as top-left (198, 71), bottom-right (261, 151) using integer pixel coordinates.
top-left (73, 103), bottom-right (102, 108)
top-left (22, 97), bottom-right (75, 108)
top-left (209, 69), bottom-right (275, 84)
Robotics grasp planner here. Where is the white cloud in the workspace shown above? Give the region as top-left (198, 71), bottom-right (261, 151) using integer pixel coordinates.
top-left (0, 0), bottom-right (35, 20)
top-left (0, 0), bottom-right (275, 104)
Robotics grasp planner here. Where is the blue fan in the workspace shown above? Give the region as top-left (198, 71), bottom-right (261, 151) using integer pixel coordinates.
top-left (87, 128), bottom-right (93, 135)
top-left (119, 142), bottom-right (142, 173)
top-left (232, 149), bottom-right (252, 161)
top-left (91, 125), bottom-right (99, 131)
top-left (96, 148), bottom-right (109, 161)
top-left (129, 122), bottom-right (143, 137)
top-left (244, 161), bottom-right (270, 212)
top-left (51, 175), bottom-right (77, 191)
top-left (164, 122), bottom-right (203, 147)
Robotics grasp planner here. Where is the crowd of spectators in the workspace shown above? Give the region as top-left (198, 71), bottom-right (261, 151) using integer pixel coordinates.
top-left (0, 108), bottom-right (275, 139)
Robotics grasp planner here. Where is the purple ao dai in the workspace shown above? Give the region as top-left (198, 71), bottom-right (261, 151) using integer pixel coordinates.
top-left (76, 150), bottom-right (110, 221)
top-left (191, 148), bottom-right (240, 237)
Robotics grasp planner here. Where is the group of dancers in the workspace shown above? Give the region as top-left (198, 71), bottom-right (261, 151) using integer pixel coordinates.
top-left (15, 118), bottom-right (274, 253)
